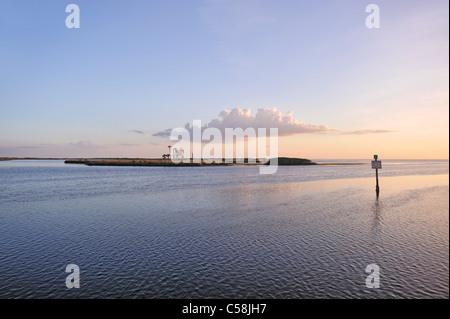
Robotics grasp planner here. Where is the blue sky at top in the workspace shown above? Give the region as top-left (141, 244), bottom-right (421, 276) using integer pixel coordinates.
top-left (0, 0), bottom-right (448, 158)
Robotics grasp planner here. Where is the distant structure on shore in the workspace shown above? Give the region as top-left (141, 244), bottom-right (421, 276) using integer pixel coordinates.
top-left (162, 145), bottom-right (171, 160)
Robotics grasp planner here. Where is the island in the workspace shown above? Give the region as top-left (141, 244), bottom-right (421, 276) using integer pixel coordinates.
top-left (63, 157), bottom-right (317, 166)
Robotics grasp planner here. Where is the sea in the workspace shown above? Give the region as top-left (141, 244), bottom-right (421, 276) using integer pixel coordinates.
top-left (0, 159), bottom-right (448, 298)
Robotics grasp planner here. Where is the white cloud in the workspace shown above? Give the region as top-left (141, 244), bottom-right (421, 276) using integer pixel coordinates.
top-left (69, 140), bottom-right (102, 148)
top-left (341, 129), bottom-right (398, 135)
top-left (153, 107), bottom-right (333, 137)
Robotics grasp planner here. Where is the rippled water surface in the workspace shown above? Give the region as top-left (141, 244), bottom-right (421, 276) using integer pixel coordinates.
top-left (0, 160), bottom-right (448, 298)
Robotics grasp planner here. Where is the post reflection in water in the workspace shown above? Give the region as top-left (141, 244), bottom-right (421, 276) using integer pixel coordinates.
top-left (371, 198), bottom-right (383, 236)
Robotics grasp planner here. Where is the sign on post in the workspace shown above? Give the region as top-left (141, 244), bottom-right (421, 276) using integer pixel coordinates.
top-left (371, 160), bottom-right (382, 169)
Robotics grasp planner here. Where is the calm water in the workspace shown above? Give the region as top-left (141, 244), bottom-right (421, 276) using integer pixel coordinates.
top-left (0, 159), bottom-right (448, 298)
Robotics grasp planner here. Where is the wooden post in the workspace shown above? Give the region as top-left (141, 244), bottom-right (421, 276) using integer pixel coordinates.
top-left (372, 155), bottom-right (381, 197)
top-left (375, 167), bottom-right (380, 197)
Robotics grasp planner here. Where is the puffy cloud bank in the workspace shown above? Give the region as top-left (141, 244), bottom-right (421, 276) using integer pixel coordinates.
top-left (153, 107), bottom-right (332, 137)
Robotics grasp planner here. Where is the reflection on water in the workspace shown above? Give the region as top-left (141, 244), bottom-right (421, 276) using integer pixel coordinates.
top-left (371, 198), bottom-right (383, 238)
top-left (0, 160), bottom-right (448, 298)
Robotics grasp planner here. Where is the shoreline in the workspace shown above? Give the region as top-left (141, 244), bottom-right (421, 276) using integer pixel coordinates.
top-left (316, 163), bottom-right (368, 165)
top-left (1, 157), bottom-right (372, 166)
top-left (63, 157), bottom-right (318, 166)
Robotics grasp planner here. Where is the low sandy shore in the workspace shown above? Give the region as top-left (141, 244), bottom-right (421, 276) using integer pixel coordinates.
top-left (316, 163), bottom-right (368, 165)
top-left (64, 157), bottom-right (319, 166)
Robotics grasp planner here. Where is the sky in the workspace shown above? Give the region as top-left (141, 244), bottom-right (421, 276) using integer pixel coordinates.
top-left (0, 0), bottom-right (448, 159)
